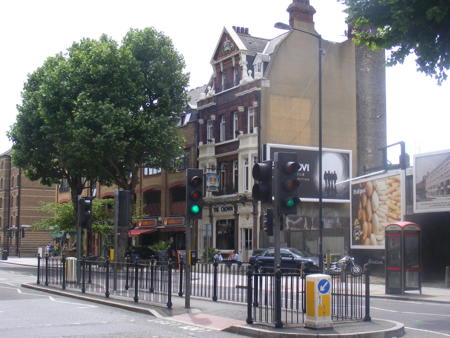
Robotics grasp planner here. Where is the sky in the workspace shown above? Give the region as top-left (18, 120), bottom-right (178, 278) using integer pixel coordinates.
top-left (1, 0), bottom-right (449, 160)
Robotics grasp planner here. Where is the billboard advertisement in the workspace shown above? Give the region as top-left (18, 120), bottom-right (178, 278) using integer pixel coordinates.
top-left (351, 172), bottom-right (403, 249)
top-left (414, 150), bottom-right (450, 213)
top-left (265, 144), bottom-right (351, 202)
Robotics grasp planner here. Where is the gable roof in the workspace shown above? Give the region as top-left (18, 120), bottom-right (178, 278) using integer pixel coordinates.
top-left (236, 33), bottom-right (269, 54)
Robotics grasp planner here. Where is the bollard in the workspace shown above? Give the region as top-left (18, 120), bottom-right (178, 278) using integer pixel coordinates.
top-left (105, 258), bottom-right (110, 298)
top-left (305, 274), bottom-right (332, 329)
top-left (62, 256), bottom-right (66, 290)
top-left (37, 254), bottom-right (41, 285)
top-left (246, 264), bottom-right (253, 324)
top-left (212, 260), bottom-right (218, 301)
top-left (363, 263), bottom-right (371, 321)
top-left (167, 259), bottom-right (173, 308)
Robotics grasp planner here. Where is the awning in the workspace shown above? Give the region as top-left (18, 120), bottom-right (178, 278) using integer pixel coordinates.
top-left (128, 228), bottom-right (157, 237)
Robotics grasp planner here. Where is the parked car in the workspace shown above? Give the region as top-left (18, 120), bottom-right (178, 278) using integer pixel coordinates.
top-left (249, 247), bottom-right (320, 273)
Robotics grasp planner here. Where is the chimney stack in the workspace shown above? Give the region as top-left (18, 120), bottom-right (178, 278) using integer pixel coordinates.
top-left (287, 0), bottom-right (316, 28)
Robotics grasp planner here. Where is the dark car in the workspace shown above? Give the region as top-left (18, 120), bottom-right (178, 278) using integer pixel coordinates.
top-left (249, 247), bottom-right (320, 273)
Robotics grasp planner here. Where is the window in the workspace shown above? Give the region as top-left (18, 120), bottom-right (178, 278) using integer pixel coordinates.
top-left (233, 112), bottom-right (239, 138)
top-left (207, 120), bottom-right (214, 143)
top-left (171, 186), bottom-right (186, 203)
top-left (233, 160), bottom-right (238, 191)
top-left (144, 167), bottom-right (161, 176)
top-left (216, 219), bottom-right (235, 250)
top-left (234, 67), bottom-right (239, 86)
top-left (219, 115), bottom-right (226, 142)
top-left (247, 107), bottom-right (255, 133)
top-left (242, 228), bottom-right (253, 250)
top-left (244, 159), bottom-right (249, 191)
top-left (219, 162), bottom-right (227, 193)
top-left (173, 149), bottom-right (190, 171)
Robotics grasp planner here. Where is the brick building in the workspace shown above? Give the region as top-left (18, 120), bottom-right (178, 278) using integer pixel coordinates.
top-left (195, 0), bottom-right (386, 260)
top-left (0, 149), bottom-right (55, 257)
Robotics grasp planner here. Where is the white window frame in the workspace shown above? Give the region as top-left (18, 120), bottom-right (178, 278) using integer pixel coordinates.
top-left (219, 115), bottom-right (226, 142)
top-left (244, 158), bottom-right (249, 191)
top-left (247, 107), bottom-right (255, 134)
top-left (233, 160), bottom-right (238, 191)
top-left (241, 228), bottom-right (253, 251)
top-left (207, 120), bottom-right (214, 143)
top-left (233, 112), bottom-right (239, 138)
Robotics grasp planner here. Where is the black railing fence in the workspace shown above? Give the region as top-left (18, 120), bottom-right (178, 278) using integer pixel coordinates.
top-left (36, 255), bottom-right (370, 327)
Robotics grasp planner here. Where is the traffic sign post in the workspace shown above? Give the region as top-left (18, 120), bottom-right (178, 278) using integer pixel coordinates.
top-left (305, 274), bottom-right (333, 329)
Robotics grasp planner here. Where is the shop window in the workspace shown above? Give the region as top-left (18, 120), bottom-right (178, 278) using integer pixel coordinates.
top-left (216, 219), bottom-right (235, 250)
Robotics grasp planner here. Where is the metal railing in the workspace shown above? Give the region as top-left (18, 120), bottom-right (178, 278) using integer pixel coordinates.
top-left (38, 255), bottom-right (173, 308)
top-left (246, 266), bottom-right (370, 327)
top-left (36, 255), bottom-right (371, 327)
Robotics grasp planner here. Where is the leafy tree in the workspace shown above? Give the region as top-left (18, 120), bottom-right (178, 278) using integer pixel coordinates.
top-left (33, 198), bottom-right (114, 235)
top-left (340, 0), bottom-right (450, 83)
top-left (9, 36), bottom-right (144, 212)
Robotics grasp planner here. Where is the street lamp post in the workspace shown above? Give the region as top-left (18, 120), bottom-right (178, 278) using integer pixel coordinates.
top-left (275, 22), bottom-right (324, 272)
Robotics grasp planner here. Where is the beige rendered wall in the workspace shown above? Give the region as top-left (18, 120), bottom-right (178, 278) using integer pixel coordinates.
top-left (262, 30), bottom-right (358, 175)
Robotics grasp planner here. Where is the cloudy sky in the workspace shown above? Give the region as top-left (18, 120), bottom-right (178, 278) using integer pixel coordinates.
top-left (1, 0), bottom-right (448, 159)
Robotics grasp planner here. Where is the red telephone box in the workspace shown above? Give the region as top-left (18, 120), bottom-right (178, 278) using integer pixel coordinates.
top-left (385, 222), bottom-right (422, 295)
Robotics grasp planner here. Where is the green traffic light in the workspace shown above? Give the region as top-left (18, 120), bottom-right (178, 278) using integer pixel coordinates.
top-left (190, 204), bottom-right (200, 214)
top-left (286, 199), bottom-right (295, 207)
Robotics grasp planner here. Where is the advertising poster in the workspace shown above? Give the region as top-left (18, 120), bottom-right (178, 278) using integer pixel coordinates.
top-left (414, 150), bottom-right (450, 213)
top-left (265, 144), bottom-right (351, 202)
top-left (351, 172), bottom-right (403, 249)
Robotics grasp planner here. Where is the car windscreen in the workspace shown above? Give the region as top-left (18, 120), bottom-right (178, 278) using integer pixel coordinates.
top-left (288, 248), bottom-right (310, 257)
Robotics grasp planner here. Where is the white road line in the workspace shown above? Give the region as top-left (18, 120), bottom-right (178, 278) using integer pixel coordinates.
top-left (406, 326), bottom-right (450, 337)
top-left (372, 306), bottom-right (450, 317)
top-left (371, 306), bottom-right (398, 312)
top-left (48, 296), bottom-right (97, 308)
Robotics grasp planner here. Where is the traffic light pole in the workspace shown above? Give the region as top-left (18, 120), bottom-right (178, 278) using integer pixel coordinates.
top-left (185, 218), bottom-right (192, 309)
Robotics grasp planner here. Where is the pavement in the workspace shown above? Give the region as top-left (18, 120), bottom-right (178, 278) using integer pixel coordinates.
top-left (3, 256), bottom-right (450, 337)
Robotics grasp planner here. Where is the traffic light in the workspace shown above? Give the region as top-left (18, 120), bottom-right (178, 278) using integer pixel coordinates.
top-left (252, 161), bottom-right (273, 203)
top-left (77, 196), bottom-right (93, 228)
top-left (263, 209), bottom-right (274, 236)
top-left (275, 152), bottom-right (301, 215)
top-left (186, 168), bottom-right (203, 220)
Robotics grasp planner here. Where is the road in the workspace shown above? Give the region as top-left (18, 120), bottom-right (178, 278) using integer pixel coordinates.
top-left (2, 262), bottom-right (450, 337)
top-left (371, 298), bottom-right (450, 337)
top-left (0, 262), bottom-right (242, 338)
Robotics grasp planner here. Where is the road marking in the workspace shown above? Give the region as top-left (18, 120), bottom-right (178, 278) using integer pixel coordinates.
top-left (372, 306), bottom-right (450, 317)
top-left (48, 296), bottom-right (97, 308)
top-left (406, 326), bottom-right (450, 337)
top-left (371, 306), bottom-right (398, 312)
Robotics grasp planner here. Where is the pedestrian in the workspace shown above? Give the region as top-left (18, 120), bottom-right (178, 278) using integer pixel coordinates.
top-left (231, 250), bottom-right (241, 263)
top-left (213, 252), bottom-right (223, 262)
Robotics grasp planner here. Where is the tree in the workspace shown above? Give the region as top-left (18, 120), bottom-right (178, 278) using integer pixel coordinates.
top-left (33, 199), bottom-right (114, 253)
top-left (9, 35), bottom-right (144, 212)
top-left (340, 0), bottom-right (450, 83)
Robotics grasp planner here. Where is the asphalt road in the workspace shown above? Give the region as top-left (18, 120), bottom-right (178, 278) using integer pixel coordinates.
top-left (2, 262), bottom-right (450, 337)
top-left (0, 263), bottom-right (242, 338)
top-left (371, 298), bottom-right (450, 337)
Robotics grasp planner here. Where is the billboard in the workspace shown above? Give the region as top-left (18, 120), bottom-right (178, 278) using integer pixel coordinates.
top-left (351, 172), bottom-right (404, 249)
top-left (414, 150), bottom-right (450, 213)
top-left (265, 144), bottom-right (351, 202)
